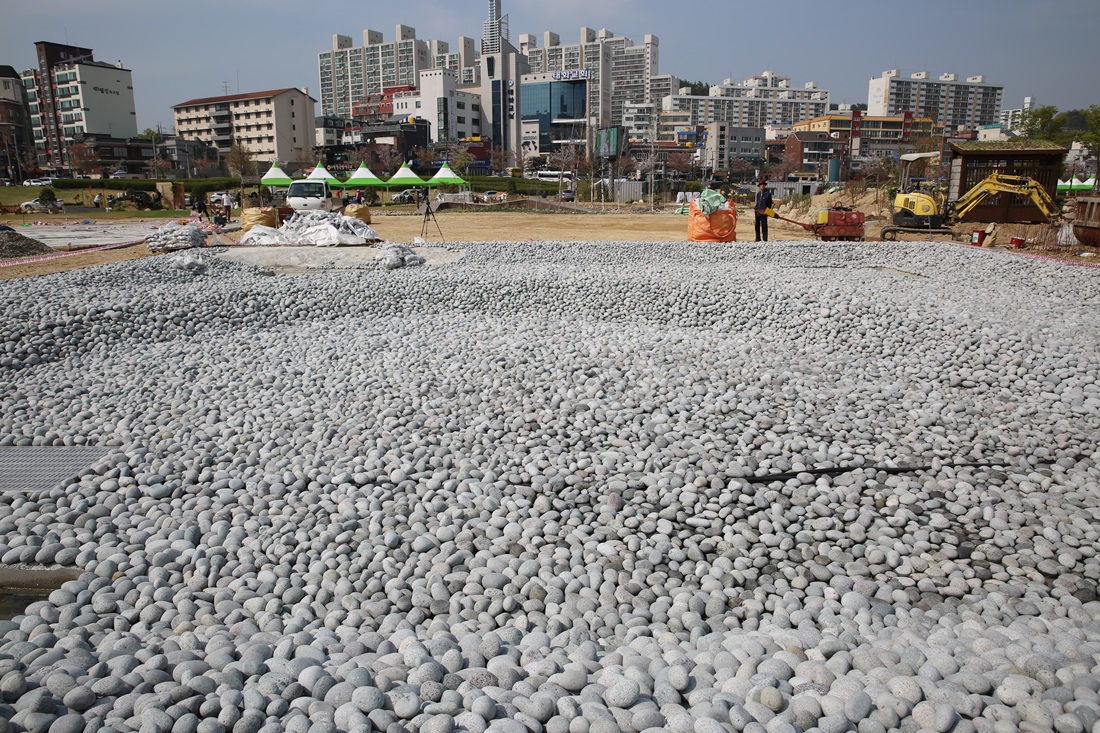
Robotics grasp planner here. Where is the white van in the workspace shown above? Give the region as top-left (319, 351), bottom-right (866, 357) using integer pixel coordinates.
top-left (286, 180), bottom-right (341, 212)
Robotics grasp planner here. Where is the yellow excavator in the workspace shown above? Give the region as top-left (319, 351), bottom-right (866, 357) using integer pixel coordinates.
top-left (881, 151), bottom-right (1061, 241)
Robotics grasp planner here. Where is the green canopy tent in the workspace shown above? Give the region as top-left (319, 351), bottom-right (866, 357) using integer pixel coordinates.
top-left (385, 161), bottom-right (430, 204)
top-left (253, 161), bottom-right (296, 207)
top-left (260, 162), bottom-right (294, 187)
top-left (341, 162), bottom-right (389, 202)
top-left (427, 163), bottom-right (471, 207)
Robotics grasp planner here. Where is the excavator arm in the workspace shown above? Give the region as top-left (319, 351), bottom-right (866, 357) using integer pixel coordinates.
top-left (950, 173), bottom-right (1061, 222)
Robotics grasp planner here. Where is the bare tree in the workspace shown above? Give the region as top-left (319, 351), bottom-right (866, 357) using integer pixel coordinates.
top-left (380, 146), bottom-right (405, 173)
top-left (489, 146), bottom-right (512, 175)
top-left (411, 146), bottom-right (436, 172)
top-left (68, 142), bottom-right (101, 177)
top-left (666, 151), bottom-right (693, 179)
top-left (19, 147), bottom-right (39, 178)
top-left (225, 144), bottom-right (255, 178)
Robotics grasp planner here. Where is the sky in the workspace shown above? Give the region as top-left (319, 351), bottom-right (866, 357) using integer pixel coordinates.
top-left (3, 0), bottom-right (1099, 133)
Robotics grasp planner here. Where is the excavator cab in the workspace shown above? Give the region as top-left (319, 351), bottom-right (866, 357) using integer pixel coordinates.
top-left (892, 152), bottom-right (946, 228)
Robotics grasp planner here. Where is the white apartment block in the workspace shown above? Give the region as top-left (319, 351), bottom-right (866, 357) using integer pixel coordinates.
top-left (318, 26), bottom-right (432, 117)
top-left (661, 71), bottom-right (829, 133)
top-left (173, 88), bottom-right (316, 166)
top-left (867, 70), bottom-right (1003, 131)
top-left (392, 69), bottom-right (483, 143)
top-left (21, 42), bottom-right (138, 172)
top-left (1000, 96), bottom-right (1034, 132)
top-left (432, 37), bottom-right (480, 86)
top-left (519, 27), bottom-right (658, 129)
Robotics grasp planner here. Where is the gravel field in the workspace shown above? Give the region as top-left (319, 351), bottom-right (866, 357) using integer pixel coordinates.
top-left (0, 240), bottom-right (1099, 733)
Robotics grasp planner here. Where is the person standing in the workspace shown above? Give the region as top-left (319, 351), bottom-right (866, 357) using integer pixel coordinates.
top-left (754, 180), bottom-right (774, 242)
top-left (93, 193), bottom-right (102, 208)
top-left (221, 191), bottom-right (233, 220)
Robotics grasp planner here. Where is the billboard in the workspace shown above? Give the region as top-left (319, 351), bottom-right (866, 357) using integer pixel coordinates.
top-left (594, 126), bottom-right (625, 158)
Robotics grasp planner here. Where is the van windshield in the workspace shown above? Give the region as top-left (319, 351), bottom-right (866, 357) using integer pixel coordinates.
top-left (288, 182), bottom-right (326, 198)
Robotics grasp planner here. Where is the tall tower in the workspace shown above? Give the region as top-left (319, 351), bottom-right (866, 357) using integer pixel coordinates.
top-left (482, 0), bottom-right (508, 55)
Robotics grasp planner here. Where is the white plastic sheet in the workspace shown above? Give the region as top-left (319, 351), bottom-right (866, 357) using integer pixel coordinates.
top-left (239, 211), bottom-right (381, 247)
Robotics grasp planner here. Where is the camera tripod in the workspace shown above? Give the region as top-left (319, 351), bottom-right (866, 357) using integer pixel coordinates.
top-left (419, 191), bottom-right (445, 243)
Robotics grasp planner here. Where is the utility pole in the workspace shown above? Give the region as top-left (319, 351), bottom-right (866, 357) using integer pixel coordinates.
top-left (649, 110), bottom-right (656, 212)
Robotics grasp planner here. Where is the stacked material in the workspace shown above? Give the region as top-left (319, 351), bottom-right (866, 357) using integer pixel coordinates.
top-left (241, 210), bottom-right (381, 247)
top-left (375, 243), bottom-right (426, 270)
top-left (145, 222), bottom-right (207, 253)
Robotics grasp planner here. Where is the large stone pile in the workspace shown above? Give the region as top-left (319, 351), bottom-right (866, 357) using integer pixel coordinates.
top-left (0, 241), bottom-right (1098, 733)
top-left (0, 229), bottom-right (54, 260)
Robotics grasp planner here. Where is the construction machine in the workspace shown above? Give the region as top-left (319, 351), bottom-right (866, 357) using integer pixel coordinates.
top-left (880, 152), bottom-right (1061, 241)
top-left (764, 206), bottom-right (866, 241)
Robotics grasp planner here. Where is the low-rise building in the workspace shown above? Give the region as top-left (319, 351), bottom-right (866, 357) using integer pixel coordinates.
top-left (0, 65), bottom-right (31, 183)
top-left (792, 112), bottom-right (943, 158)
top-left (784, 131), bottom-right (845, 177)
top-left (704, 123), bottom-right (765, 171)
top-left (392, 69), bottom-right (483, 143)
top-left (173, 88), bottom-right (317, 167)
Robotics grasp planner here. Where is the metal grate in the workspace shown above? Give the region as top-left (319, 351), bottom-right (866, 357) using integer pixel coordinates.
top-left (0, 447), bottom-right (111, 491)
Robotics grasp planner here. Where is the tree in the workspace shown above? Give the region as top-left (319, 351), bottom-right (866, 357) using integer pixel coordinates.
top-left (19, 146), bottom-right (39, 177)
top-left (1018, 105), bottom-right (1069, 143)
top-left (411, 145), bottom-right (435, 172)
top-left (729, 158), bottom-right (755, 183)
top-left (1076, 105), bottom-right (1100, 192)
top-left (449, 148), bottom-right (473, 176)
top-left (525, 155), bottom-right (546, 175)
top-left (225, 144), bottom-right (254, 178)
top-left (666, 151), bottom-right (693, 179)
top-left (685, 80), bottom-right (710, 96)
top-left (68, 142), bottom-right (101, 177)
top-left (137, 128), bottom-right (164, 142)
top-left (489, 145), bottom-right (512, 174)
top-left (380, 146), bottom-right (405, 173)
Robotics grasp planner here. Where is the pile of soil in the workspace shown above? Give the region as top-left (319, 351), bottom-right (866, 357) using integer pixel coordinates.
top-left (0, 229), bottom-right (54, 260)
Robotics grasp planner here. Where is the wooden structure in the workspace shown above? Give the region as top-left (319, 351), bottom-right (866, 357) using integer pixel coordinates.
top-left (947, 140), bottom-right (1066, 223)
top-left (1073, 196), bottom-right (1100, 247)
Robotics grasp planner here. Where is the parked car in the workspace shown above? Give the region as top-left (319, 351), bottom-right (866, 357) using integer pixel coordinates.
top-left (23, 178), bottom-right (53, 187)
top-left (20, 199), bottom-right (62, 213)
top-left (558, 188), bottom-right (575, 203)
top-left (0, 179), bottom-right (11, 187)
top-left (391, 189), bottom-right (420, 204)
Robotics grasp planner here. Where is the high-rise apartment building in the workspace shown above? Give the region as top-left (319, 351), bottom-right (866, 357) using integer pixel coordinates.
top-left (661, 71), bottom-right (829, 134)
top-left (1000, 96), bottom-right (1034, 133)
top-left (519, 28), bottom-right (659, 129)
top-left (318, 26), bottom-right (432, 117)
top-left (20, 42), bottom-right (138, 173)
top-left (867, 70), bottom-right (1003, 131)
top-left (432, 37), bottom-right (480, 86)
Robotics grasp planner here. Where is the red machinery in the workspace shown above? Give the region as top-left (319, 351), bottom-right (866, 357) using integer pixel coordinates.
top-left (765, 206), bottom-right (866, 241)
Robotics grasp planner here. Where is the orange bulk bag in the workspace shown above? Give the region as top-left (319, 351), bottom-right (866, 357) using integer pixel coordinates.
top-left (687, 199), bottom-right (737, 242)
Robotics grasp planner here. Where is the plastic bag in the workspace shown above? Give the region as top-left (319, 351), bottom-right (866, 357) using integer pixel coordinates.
top-left (171, 252), bottom-right (209, 275)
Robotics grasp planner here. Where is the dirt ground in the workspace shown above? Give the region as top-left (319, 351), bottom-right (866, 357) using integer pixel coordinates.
top-left (0, 244), bottom-right (160, 281)
top-left (2, 204), bottom-right (1095, 280)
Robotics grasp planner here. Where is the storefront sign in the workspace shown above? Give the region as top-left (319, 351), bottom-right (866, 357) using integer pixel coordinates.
top-left (552, 69), bottom-right (590, 81)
